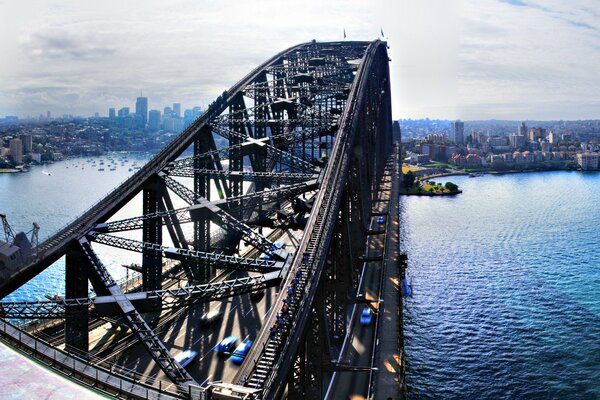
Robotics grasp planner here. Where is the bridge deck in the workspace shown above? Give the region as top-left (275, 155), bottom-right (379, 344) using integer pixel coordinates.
top-left (374, 142), bottom-right (403, 399)
top-left (327, 142), bottom-right (401, 400)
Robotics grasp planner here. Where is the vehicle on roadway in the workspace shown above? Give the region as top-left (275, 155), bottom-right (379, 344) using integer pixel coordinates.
top-left (376, 216), bottom-right (385, 224)
top-left (215, 335), bottom-right (238, 354)
top-left (174, 349), bottom-right (198, 368)
top-left (360, 306), bottom-right (373, 325)
top-left (230, 339), bottom-right (253, 364)
top-left (250, 289), bottom-right (264, 302)
top-left (199, 310), bottom-right (223, 327)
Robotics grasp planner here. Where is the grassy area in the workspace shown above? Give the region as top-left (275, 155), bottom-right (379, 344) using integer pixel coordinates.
top-left (422, 183), bottom-right (452, 193)
top-left (424, 162), bottom-right (453, 170)
top-left (402, 165), bottom-right (426, 174)
top-left (0, 169), bottom-right (19, 173)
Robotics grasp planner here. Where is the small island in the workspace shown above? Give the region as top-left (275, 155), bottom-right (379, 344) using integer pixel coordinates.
top-left (400, 170), bottom-right (462, 196)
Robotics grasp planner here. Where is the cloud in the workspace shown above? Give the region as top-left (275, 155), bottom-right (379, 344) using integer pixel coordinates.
top-left (20, 29), bottom-right (115, 60)
top-left (2, 0), bottom-right (600, 120)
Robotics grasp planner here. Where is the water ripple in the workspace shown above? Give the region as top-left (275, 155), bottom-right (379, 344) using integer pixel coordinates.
top-left (402, 172), bottom-right (600, 399)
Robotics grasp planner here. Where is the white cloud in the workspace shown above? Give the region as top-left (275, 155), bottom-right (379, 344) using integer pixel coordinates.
top-left (1, 0), bottom-right (600, 120)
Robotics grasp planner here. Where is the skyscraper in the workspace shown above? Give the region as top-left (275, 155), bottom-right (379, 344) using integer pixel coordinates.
top-left (148, 110), bottom-right (161, 131)
top-left (453, 120), bottom-right (464, 144)
top-left (173, 103), bottom-right (181, 118)
top-left (109, 108), bottom-right (116, 119)
top-left (118, 107), bottom-right (129, 117)
top-left (136, 97), bottom-right (148, 127)
top-left (19, 134), bottom-right (32, 153)
top-left (518, 122), bottom-right (528, 136)
top-left (9, 138), bottom-right (23, 164)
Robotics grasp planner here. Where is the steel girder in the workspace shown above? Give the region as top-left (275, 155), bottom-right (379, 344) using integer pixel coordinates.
top-left (78, 238), bottom-right (195, 384)
top-left (160, 175), bottom-right (279, 256)
top-left (91, 233), bottom-right (282, 272)
top-left (0, 271), bottom-right (282, 321)
top-left (166, 168), bottom-right (319, 183)
top-left (100, 180), bottom-right (318, 234)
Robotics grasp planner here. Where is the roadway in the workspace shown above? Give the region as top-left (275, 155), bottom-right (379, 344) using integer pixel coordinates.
top-left (85, 226), bottom-right (305, 390)
top-left (328, 151), bottom-right (396, 400)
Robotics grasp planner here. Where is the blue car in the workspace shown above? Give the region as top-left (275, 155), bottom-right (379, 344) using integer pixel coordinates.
top-left (360, 307), bottom-right (373, 325)
top-left (215, 336), bottom-right (238, 354)
top-left (376, 216), bottom-right (385, 224)
top-left (230, 339), bottom-right (253, 364)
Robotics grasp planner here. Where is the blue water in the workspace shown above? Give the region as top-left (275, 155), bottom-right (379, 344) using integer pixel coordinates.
top-left (0, 153), bottom-right (152, 301)
top-left (401, 171), bottom-right (600, 399)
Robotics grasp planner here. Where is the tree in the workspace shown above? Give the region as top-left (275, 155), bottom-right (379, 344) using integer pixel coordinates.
top-left (445, 181), bottom-right (459, 192)
top-left (403, 171), bottom-right (416, 190)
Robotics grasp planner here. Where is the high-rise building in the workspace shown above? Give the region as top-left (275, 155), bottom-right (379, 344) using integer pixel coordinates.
top-left (9, 138), bottom-right (23, 164)
top-left (148, 110), bottom-right (161, 131)
top-left (164, 106), bottom-right (172, 117)
top-left (173, 103), bottom-right (181, 118)
top-left (46, 111), bottom-right (51, 119)
top-left (136, 97), bottom-right (148, 127)
top-left (453, 120), bottom-right (464, 144)
top-left (109, 108), bottom-right (116, 119)
top-left (19, 134), bottom-right (32, 153)
top-left (118, 107), bottom-right (129, 117)
top-left (518, 122), bottom-right (528, 136)
top-left (529, 127), bottom-right (546, 142)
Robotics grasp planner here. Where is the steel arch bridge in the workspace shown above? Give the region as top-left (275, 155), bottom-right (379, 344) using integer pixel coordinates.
top-left (0, 39), bottom-right (393, 399)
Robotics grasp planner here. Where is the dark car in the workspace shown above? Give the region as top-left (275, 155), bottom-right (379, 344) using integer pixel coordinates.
top-left (250, 289), bottom-right (264, 302)
top-left (199, 310), bottom-right (223, 327)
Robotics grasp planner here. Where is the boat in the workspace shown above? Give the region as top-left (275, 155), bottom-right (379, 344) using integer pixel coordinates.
top-left (402, 275), bottom-right (412, 296)
top-left (98, 168), bottom-right (105, 171)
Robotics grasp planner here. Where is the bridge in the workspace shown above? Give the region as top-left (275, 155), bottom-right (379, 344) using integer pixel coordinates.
top-left (0, 39), bottom-right (404, 399)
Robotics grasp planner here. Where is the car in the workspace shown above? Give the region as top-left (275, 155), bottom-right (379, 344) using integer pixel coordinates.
top-left (272, 241), bottom-right (286, 250)
top-left (259, 253), bottom-right (272, 260)
top-left (215, 335), bottom-right (238, 354)
top-left (174, 349), bottom-right (198, 368)
top-left (230, 339), bottom-right (253, 364)
top-left (250, 289), bottom-right (264, 302)
top-left (360, 306), bottom-right (373, 325)
top-left (376, 216), bottom-right (385, 224)
top-left (199, 310), bottom-right (223, 327)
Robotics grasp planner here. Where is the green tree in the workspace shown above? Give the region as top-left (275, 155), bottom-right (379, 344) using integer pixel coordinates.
top-left (445, 181), bottom-right (459, 192)
top-left (403, 171), bottom-right (416, 190)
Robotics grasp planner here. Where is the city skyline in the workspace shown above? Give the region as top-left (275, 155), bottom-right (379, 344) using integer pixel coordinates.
top-left (2, 1), bottom-right (600, 120)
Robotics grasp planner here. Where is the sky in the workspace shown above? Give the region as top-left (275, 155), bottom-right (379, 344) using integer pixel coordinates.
top-left (1, 0), bottom-right (600, 120)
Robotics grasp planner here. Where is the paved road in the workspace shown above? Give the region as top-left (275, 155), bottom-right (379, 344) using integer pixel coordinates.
top-left (329, 157), bottom-right (395, 400)
top-left (86, 227), bottom-right (304, 389)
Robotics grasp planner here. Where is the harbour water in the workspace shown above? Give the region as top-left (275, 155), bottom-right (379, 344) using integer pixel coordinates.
top-left (401, 171), bottom-right (600, 399)
top-left (0, 152), bottom-right (153, 302)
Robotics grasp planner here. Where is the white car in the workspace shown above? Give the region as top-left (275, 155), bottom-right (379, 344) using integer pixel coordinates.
top-left (174, 349), bottom-right (198, 368)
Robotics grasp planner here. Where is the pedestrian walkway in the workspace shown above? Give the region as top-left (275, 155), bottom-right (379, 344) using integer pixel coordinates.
top-left (0, 342), bottom-right (108, 400)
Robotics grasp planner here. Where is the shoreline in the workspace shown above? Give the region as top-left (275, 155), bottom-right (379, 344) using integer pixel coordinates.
top-left (419, 167), bottom-right (579, 181)
top-left (400, 189), bottom-right (462, 197)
